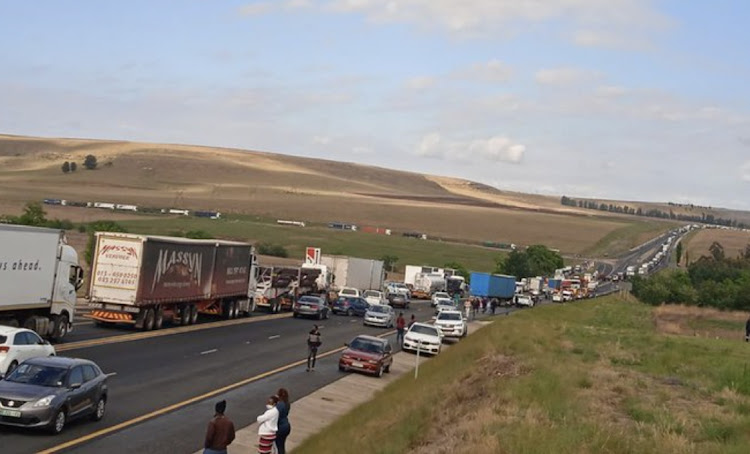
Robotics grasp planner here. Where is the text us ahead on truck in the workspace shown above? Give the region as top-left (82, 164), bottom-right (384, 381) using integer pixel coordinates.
top-left (0, 225), bottom-right (84, 341)
top-left (87, 233), bottom-right (258, 331)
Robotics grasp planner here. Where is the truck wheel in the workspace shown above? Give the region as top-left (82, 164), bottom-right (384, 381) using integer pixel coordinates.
top-left (179, 306), bottom-right (190, 326)
top-left (153, 307), bottom-right (164, 330)
top-left (222, 301), bottom-right (232, 320)
top-left (189, 304), bottom-right (198, 325)
top-left (230, 301), bottom-right (238, 319)
top-left (51, 314), bottom-right (69, 342)
top-left (249, 299), bottom-right (257, 314)
top-left (142, 309), bottom-right (155, 331)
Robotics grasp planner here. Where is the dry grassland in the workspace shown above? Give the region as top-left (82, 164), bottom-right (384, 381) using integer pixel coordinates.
top-left (653, 305), bottom-right (749, 340)
top-left (685, 229), bottom-right (750, 260)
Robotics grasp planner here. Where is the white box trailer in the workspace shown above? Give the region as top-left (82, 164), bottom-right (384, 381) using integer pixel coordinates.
top-left (321, 255), bottom-right (384, 291)
top-left (404, 265), bottom-right (444, 286)
top-left (0, 225), bottom-right (84, 341)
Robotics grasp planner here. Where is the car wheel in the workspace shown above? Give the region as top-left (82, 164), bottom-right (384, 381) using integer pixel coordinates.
top-left (91, 397), bottom-right (106, 421)
top-left (338, 364), bottom-right (347, 372)
top-left (376, 366), bottom-right (384, 378)
top-left (346, 309), bottom-right (354, 317)
top-left (50, 409), bottom-right (66, 434)
top-left (318, 311), bottom-right (324, 320)
top-left (293, 312), bottom-right (298, 318)
top-left (324, 310), bottom-right (330, 320)
top-left (384, 364), bottom-right (391, 373)
top-left (6, 361), bottom-right (18, 376)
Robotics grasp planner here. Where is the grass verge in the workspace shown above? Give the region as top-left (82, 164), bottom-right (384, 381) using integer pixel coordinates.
top-left (583, 220), bottom-right (676, 257)
top-left (295, 296), bottom-right (750, 454)
top-left (115, 217), bottom-right (504, 273)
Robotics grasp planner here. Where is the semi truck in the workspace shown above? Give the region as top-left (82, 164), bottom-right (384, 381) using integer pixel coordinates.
top-left (404, 265), bottom-right (443, 287)
top-left (87, 233), bottom-right (258, 330)
top-left (469, 272), bottom-right (516, 301)
top-left (254, 266), bottom-right (299, 313)
top-left (0, 225), bottom-right (84, 341)
top-left (321, 255), bottom-right (384, 291)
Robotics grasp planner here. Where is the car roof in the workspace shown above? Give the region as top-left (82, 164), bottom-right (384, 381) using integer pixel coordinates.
top-left (410, 322), bottom-right (437, 329)
top-left (438, 310), bottom-right (462, 315)
top-left (351, 335), bottom-right (386, 344)
top-left (22, 356), bottom-right (96, 368)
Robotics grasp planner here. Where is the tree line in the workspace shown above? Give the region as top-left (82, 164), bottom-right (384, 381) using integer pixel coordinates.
top-left (631, 241), bottom-right (750, 311)
top-left (560, 196), bottom-right (746, 229)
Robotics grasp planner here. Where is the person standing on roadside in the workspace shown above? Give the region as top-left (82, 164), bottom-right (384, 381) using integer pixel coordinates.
top-left (257, 395), bottom-right (280, 454)
top-left (409, 314), bottom-right (416, 328)
top-left (490, 298), bottom-right (498, 315)
top-left (396, 312), bottom-right (406, 346)
top-left (203, 400), bottom-right (235, 454)
top-left (307, 325), bottom-right (322, 371)
top-left (464, 298), bottom-right (472, 321)
top-left (275, 388), bottom-right (291, 454)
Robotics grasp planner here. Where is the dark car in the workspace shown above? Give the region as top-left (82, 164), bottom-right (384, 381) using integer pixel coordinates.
top-left (0, 356), bottom-right (108, 434)
top-left (387, 292), bottom-right (410, 309)
top-left (293, 295), bottom-right (330, 320)
top-left (339, 335), bottom-right (393, 377)
top-left (332, 297), bottom-right (370, 316)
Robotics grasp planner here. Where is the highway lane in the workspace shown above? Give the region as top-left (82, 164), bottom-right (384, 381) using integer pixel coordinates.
top-left (1, 302), bottom-right (436, 453)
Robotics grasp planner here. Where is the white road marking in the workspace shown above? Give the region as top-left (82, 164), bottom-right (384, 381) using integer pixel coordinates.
top-left (200, 349), bottom-right (218, 355)
top-left (268, 335), bottom-right (280, 340)
top-left (350, 319), bottom-right (357, 323)
top-left (105, 372), bottom-right (117, 377)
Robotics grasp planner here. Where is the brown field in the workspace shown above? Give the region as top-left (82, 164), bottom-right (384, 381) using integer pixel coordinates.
top-left (653, 304), bottom-right (749, 341)
top-left (685, 229), bottom-right (750, 261)
top-left (0, 134), bottom-right (680, 254)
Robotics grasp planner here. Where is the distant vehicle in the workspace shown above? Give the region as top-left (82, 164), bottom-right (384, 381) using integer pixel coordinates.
top-left (363, 304), bottom-right (395, 328)
top-left (552, 293), bottom-right (563, 303)
top-left (402, 323), bottom-right (443, 355)
top-left (434, 299), bottom-right (456, 314)
top-left (332, 297), bottom-right (370, 316)
top-left (386, 282), bottom-right (411, 299)
top-left (433, 310), bottom-right (467, 339)
top-left (322, 255), bottom-right (384, 292)
top-left (0, 327), bottom-right (57, 378)
top-left (514, 295), bottom-right (534, 308)
top-left (387, 293), bottom-right (410, 309)
top-left (339, 335), bottom-right (393, 378)
top-left (431, 292), bottom-right (451, 307)
top-left (469, 272), bottom-right (516, 300)
top-left (0, 225), bottom-right (84, 341)
top-left (611, 275), bottom-right (619, 282)
top-left (561, 290), bottom-right (574, 302)
top-left (0, 357), bottom-right (108, 434)
top-left (363, 290), bottom-right (386, 306)
top-left (292, 296), bottom-right (329, 320)
top-left (338, 287), bottom-right (361, 298)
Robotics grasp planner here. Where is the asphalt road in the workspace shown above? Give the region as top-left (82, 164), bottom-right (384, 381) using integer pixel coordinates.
top-left (1, 301), bottom-right (452, 454)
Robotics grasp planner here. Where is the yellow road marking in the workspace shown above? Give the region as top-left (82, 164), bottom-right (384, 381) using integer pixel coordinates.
top-left (38, 328), bottom-right (397, 454)
top-left (56, 313), bottom-right (292, 352)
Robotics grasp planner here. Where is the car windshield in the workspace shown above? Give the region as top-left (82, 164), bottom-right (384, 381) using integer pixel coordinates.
top-left (363, 291), bottom-right (380, 298)
top-left (5, 363), bottom-right (68, 387)
top-left (438, 312), bottom-right (462, 321)
top-left (349, 338), bottom-right (384, 353)
top-left (368, 305), bottom-right (389, 313)
top-left (340, 289), bottom-right (356, 295)
top-left (435, 293), bottom-right (449, 298)
top-left (409, 325), bottom-right (439, 336)
top-left (299, 297), bottom-right (321, 305)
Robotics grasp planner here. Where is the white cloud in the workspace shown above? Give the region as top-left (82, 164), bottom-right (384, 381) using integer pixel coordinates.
top-left (285, 0), bottom-right (312, 9)
top-left (238, 2), bottom-right (273, 16)
top-left (741, 161), bottom-right (750, 182)
top-left (313, 135), bottom-right (331, 145)
top-left (352, 146), bottom-right (372, 154)
top-left (415, 133), bottom-right (525, 164)
top-left (535, 67), bottom-right (601, 85)
top-left (595, 85), bottom-right (626, 97)
top-left (406, 76), bottom-right (435, 90)
top-left (456, 59), bottom-right (513, 83)
top-left (573, 29), bottom-right (651, 50)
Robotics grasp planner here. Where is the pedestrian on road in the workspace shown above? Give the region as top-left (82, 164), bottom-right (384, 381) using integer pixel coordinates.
top-left (471, 298), bottom-right (479, 317)
top-left (275, 388), bottom-right (291, 454)
top-left (307, 325), bottom-right (322, 371)
top-left (396, 312), bottom-right (406, 346)
top-left (464, 298), bottom-right (472, 321)
top-left (409, 314), bottom-right (416, 328)
top-left (745, 317), bottom-right (750, 342)
top-left (257, 395), bottom-right (280, 454)
top-left (490, 298), bottom-right (498, 315)
top-left (203, 400), bottom-right (235, 454)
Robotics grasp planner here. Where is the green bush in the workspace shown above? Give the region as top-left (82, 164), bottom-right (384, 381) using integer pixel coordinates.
top-left (257, 242), bottom-right (289, 258)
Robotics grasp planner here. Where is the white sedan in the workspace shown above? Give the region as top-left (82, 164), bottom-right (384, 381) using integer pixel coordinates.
top-left (0, 327), bottom-right (56, 378)
top-left (431, 292), bottom-right (451, 307)
top-left (363, 290), bottom-right (386, 306)
top-left (402, 323), bottom-right (443, 355)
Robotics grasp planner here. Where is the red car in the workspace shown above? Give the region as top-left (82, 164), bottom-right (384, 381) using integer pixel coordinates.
top-left (338, 335), bottom-right (393, 378)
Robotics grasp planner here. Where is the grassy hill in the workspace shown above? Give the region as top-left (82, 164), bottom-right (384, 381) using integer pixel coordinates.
top-left (297, 296), bottom-right (750, 454)
top-left (0, 133), bottom-right (680, 255)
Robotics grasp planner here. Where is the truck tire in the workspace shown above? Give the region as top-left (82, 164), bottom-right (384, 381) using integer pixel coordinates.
top-left (222, 301), bottom-right (232, 320)
top-left (142, 309), bottom-right (155, 331)
top-left (51, 314), bottom-right (69, 342)
top-left (189, 304), bottom-right (198, 325)
top-left (230, 301), bottom-right (238, 319)
top-left (179, 306), bottom-right (191, 326)
top-left (153, 307), bottom-right (164, 330)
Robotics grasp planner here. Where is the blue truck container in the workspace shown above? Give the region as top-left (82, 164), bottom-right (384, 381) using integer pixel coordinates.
top-left (547, 278), bottom-right (562, 290)
top-left (469, 272), bottom-right (516, 299)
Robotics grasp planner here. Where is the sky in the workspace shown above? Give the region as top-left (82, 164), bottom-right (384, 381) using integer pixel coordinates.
top-left (1, 0), bottom-right (750, 209)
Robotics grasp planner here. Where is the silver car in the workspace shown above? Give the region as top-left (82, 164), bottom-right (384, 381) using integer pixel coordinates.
top-left (0, 356), bottom-right (108, 434)
top-left (363, 304), bottom-right (395, 328)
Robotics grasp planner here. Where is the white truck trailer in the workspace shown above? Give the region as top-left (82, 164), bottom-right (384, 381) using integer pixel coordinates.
top-left (321, 255), bottom-right (384, 291)
top-left (0, 225), bottom-right (84, 341)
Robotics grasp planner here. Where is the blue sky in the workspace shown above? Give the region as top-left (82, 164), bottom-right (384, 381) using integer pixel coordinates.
top-left (2, 0), bottom-right (750, 209)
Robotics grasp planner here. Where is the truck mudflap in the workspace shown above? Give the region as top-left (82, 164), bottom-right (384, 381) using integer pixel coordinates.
top-left (85, 310), bottom-right (136, 324)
